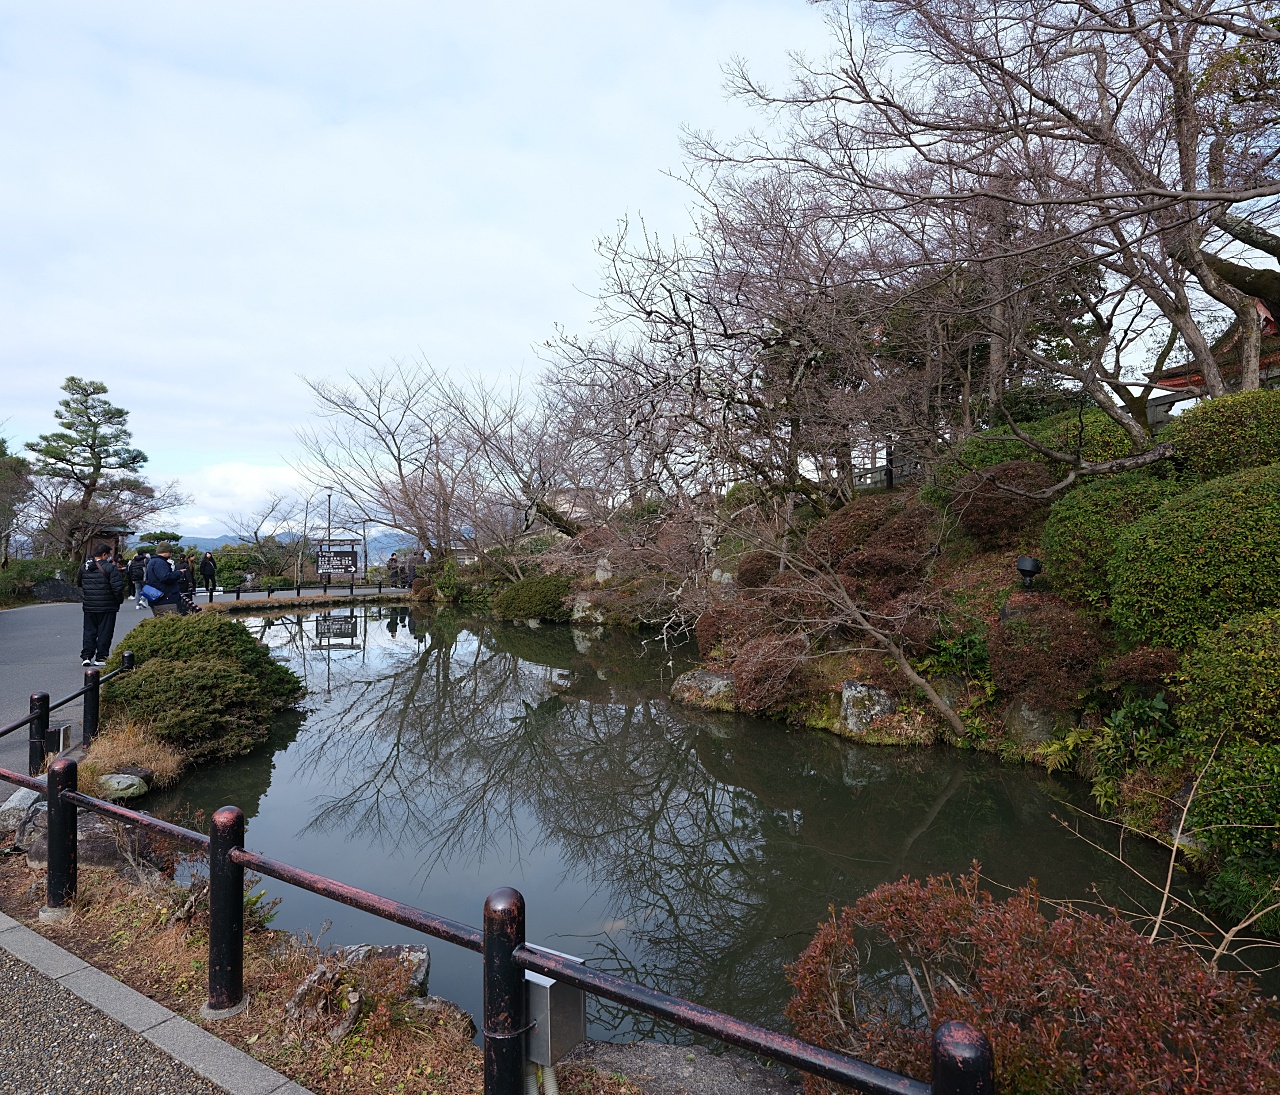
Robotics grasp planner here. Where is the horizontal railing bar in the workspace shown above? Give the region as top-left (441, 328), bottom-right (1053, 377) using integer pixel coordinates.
top-left (516, 948), bottom-right (929, 1095)
top-left (0, 766), bottom-right (46, 794)
top-left (228, 847), bottom-right (484, 953)
top-left (46, 665), bottom-right (127, 714)
top-left (0, 716), bottom-right (37, 740)
top-left (63, 791), bottom-right (211, 850)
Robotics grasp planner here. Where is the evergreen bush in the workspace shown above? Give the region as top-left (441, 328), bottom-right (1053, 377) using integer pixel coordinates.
top-left (1163, 389), bottom-right (1280, 479)
top-left (1109, 466), bottom-right (1280, 648)
top-left (1042, 471), bottom-right (1189, 609)
top-left (1176, 609), bottom-right (1280, 748)
top-left (102, 658), bottom-right (274, 762)
top-left (103, 613), bottom-right (303, 707)
top-left (491, 573), bottom-right (572, 621)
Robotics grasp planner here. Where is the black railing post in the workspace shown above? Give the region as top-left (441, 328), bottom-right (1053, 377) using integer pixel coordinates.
top-left (235, 584), bottom-right (241, 601)
top-left (296, 582), bottom-right (301, 598)
top-left (377, 579), bottom-right (382, 594)
top-left (349, 575), bottom-right (354, 596)
top-left (82, 668), bottom-right (100, 747)
top-left (208, 587), bottom-right (214, 604)
top-left (28, 692), bottom-right (49, 777)
top-left (931, 1021), bottom-right (995, 1095)
top-left (483, 887), bottom-right (526, 1095)
top-left (42, 758), bottom-right (78, 922)
top-left (122, 649), bottom-right (135, 671)
top-left (205, 806), bottom-right (246, 1018)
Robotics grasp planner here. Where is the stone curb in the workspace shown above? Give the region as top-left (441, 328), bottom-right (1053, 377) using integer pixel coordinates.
top-left (0, 908), bottom-right (312, 1095)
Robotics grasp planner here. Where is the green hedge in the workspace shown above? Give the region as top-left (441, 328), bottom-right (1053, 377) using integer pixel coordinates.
top-left (0, 558), bottom-right (75, 601)
top-left (102, 658), bottom-right (274, 763)
top-left (104, 612), bottom-right (303, 707)
top-left (492, 574), bottom-right (572, 622)
top-left (1163, 389), bottom-right (1280, 480)
top-left (927, 408), bottom-right (1136, 499)
top-left (1177, 610), bottom-right (1280, 748)
top-left (1109, 466), bottom-right (1280, 648)
top-left (1042, 471), bottom-right (1190, 610)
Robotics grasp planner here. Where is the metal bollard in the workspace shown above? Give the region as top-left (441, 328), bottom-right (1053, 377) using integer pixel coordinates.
top-left (122, 650), bottom-right (135, 671)
top-left (208, 587), bottom-right (214, 604)
top-left (483, 888), bottom-right (527, 1095)
top-left (235, 584), bottom-right (241, 601)
top-left (205, 806), bottom-right (246, 1017)
top-left (377, 579), bottom-right (382, 594)
top-left (931, 1020), bottom-right (995, 1095)
top-left (28, 692), bottom-right (49, 777)
top-left (82, 667), bottom-right (100, 746)
top-left (42, 758), bottom-right (78, 920)
top-left (296, 583), bottom-right (301, 598)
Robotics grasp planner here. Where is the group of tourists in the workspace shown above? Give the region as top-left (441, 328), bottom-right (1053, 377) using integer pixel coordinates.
top-left (385, 550), bottom-right (427, 588)
top-left (76, 543), bottom-right (218, 665)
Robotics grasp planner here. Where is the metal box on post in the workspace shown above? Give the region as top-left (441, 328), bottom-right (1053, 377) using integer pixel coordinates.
top-left (525, 945), bottom-right (586, 1067)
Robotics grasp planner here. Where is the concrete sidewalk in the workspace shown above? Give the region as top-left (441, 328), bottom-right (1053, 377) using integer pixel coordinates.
top-left (0, 910), bottom-right (310, 1094)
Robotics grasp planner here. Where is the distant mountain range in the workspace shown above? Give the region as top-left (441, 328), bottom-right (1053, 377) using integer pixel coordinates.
top-left (127, 532), bottom-right (416, 562)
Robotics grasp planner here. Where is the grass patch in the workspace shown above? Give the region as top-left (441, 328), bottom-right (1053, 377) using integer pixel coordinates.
top-left (79, 719), bottom-right (188, 792)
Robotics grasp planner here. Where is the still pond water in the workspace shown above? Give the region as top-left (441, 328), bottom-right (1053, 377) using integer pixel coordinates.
top-left (152, 606), bottom-right (1172, 1041)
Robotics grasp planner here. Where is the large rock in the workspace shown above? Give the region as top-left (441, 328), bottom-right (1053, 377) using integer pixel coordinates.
top-left (18, 806), bottom-right (157, 873)
top-left (1002, 702), bottom-right (1061, 745)
top-left (0, 788), bottom-right (42, 833)
top-left (32, 578), bottom-right (82, 603)
top-left (839, 681), bottom-right (896, 736)
top-left (97, 773), bottom-right (150, 801)
top-left (571, 597), bottom-right (606, 625)
top-left (670, 669), bottom-right (736, 712)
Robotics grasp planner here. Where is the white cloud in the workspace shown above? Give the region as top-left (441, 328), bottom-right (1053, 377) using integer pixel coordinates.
top-left (0, 1), bottom-right (832, 532)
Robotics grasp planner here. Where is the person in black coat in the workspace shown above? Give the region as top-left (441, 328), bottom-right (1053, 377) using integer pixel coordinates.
top-left (200, 551), bottom-right (217, 595)
top-left (79, 544), bottom-right (125, 666)
top-left (128, 551), bottom-right (149, 609)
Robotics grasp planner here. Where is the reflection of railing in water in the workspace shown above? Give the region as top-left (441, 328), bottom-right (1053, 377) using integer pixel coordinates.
top-left (1, 657), bottom-right (995, 1094)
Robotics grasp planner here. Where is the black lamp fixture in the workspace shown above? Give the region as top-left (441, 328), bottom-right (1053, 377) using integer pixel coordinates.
top-left (1016, 555), bottom-right (1043, 588)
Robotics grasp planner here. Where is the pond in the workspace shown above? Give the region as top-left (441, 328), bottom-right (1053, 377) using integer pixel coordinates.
top-left (150, 605), bottom-right (1175, 1041)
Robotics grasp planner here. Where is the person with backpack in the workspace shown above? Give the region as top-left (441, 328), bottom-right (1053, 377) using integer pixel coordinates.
top-left (79, 543), bottom-right (124, 666)
top-left (143, 543), bottom-right (189, 614)
top-left (128, 550), bottom-right (149, 609)
top-left (200, 551), bottom-right (218, 595)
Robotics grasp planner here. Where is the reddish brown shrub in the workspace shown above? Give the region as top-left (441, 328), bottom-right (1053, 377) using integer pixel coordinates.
top-left (952, 461), bottom-right (1058, 547)
top-left (735, 549), bottom-right (778, 589)
top-left (989, 599), bottom-right (1104, 711)
top-left (732, 633), bottom-right (809, 714)
top-left (804, 494), bottom-right (904, 568)
top-left (694, 606), bottom-right (725, 655)
top-left (1101, 647), bottom-right (1181, 697)
top-left (786, 866), bottom-right (1280, 1095)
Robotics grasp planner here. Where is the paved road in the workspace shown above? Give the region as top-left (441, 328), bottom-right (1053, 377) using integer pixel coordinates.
top-left (0, 603), bottom-right (149, 785)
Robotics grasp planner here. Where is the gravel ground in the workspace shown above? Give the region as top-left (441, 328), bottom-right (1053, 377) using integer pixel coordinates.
top-left (0, 947), bottom-right (228, 1095)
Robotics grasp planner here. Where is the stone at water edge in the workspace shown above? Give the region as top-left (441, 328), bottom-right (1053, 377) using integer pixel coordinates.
top-left (670, 669), bottom-right (736, 712)
top-left (337, 943), bottom-right (431, 996)
top-left (97, 773), bottom-right (150, 801)
top-left (840, 680), bottom-right (896, 736)
top-left (1002, 701), bottom-right (1061, 745)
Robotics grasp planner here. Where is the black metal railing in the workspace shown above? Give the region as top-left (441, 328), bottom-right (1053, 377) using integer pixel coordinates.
top-left (0, 670), bottom-right (994, 1095)
top-left (0, 653), bottom-right (135, 772)
top-left (224, 577), bottom-right (392, 603)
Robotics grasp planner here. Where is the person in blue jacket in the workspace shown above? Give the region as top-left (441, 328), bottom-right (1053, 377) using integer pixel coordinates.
top-left (144, 543), bottom-right (189, 613)
top-left (79, 544), bottom-right (125, 665)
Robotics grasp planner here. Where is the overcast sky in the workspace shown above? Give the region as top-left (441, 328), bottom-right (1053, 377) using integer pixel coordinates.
top-left (0, 2), bottom-right (831, 535)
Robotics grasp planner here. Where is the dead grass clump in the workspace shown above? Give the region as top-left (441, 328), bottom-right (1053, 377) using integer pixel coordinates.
top-left (80, 718), bottom-right (188, 790)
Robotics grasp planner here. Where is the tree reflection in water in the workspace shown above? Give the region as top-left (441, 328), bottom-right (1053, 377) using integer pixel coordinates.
top-left (213, 608), bottom-right (1170, 1035)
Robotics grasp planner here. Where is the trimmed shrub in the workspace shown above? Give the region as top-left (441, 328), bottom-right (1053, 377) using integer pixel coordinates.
top-left (1042, 471), bottom-right (1190, 610)
top-left (492, 573), bottom-right (572, 621)
top-left (804, 494), bottom-right (904, 569)
top-left (989, 600), bottom-right (1105, 712)
top-left (694, 605), bottom-right (726, 655)
top-left (1188, 740), bottom-right (1280, 859)
top-left (410, 577), bottom-right (434, 600)
top-left (929, 408), bottom-right (1136, 497)
top-left (102, 613), bottom-right (303, 708)
top-left (735, 549), bottom-right (778, 589)
top-left (951, 461), bottom-right (1057, 547)
top-left (1177, 609), bottom-right (1280, 748)
top-left (102, 658), bottom-right (273, 762)
top-left (1100, 646), bottom-right (1180, 699)
top-left (1163, 389), bottom-right (1280, 479)
top-left (785, 867), bottom-right (1280, 1094)
top-left (1109, 466), bottom-right (1280, 648)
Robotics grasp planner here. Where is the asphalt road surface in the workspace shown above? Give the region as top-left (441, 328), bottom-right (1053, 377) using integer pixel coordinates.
top-left (0, 602), bottom-right (149, 787)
